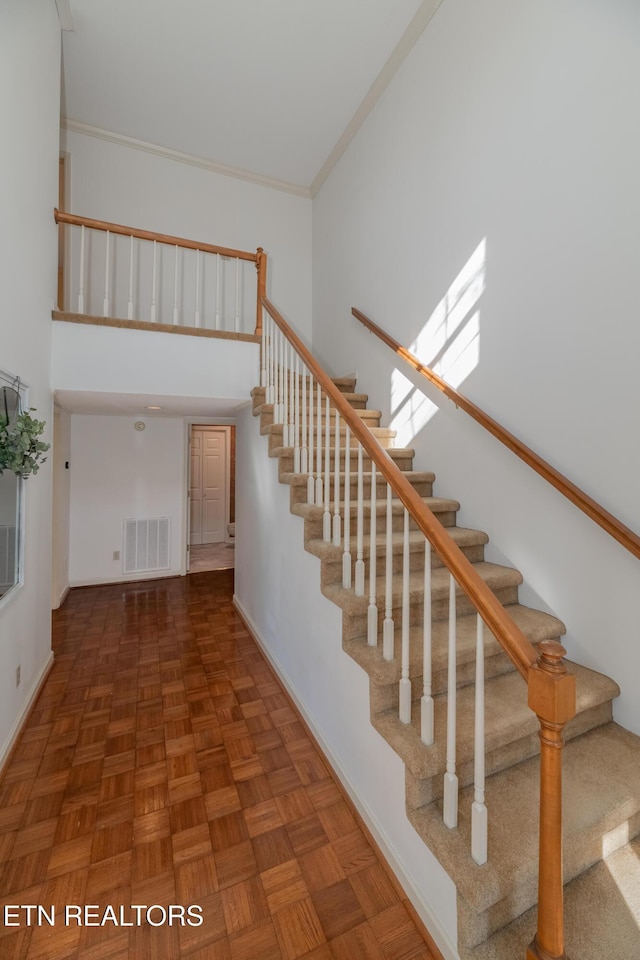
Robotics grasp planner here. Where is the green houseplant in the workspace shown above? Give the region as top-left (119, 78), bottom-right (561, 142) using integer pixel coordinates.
top-left (0, 408), bottom-right (50, 478)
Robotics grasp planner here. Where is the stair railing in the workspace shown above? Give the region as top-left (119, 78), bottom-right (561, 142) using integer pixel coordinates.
top-left (352, 306), bottom-right (640, 561)
top-left (54, 209), bottom-right (267, 338)
top-left (260, 296), bottom-right (576, 960)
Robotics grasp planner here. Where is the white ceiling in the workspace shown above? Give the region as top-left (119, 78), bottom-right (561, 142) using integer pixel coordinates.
top-left (60, 0), bottom-right (440, 193)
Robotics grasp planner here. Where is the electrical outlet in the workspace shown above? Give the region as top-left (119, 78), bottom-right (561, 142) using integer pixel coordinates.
top-left (16, 665), bottom-right (20, 687)
top-left (113, 550), bottom-right (120, 561)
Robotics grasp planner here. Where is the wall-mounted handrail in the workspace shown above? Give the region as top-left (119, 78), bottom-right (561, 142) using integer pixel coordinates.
top-left (263, 296), bottom-right (575, 959)
top-left (54, 209), bottom-right (267, 336)
top-left (352, 306), bottom-right (640, 561)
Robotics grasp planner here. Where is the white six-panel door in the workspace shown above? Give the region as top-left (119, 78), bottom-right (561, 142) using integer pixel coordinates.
top-left (190, 426), bottom-right (227, 545)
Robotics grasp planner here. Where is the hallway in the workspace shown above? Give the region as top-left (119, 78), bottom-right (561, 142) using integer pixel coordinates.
top-left (0, 571), bottom-right (437, 960)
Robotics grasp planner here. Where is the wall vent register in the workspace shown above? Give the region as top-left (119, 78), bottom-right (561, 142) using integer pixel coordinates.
top-left (123, 517), bottom-right (170, 573)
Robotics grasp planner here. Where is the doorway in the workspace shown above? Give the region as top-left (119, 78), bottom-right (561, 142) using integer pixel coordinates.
top-left (188, 424), bottom-right (235, 572)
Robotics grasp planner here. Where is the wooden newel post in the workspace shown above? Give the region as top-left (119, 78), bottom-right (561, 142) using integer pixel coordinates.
top-left (255, 247), bottom-right (267, 337)
top-left (526, 640), bottom-right (576, 960)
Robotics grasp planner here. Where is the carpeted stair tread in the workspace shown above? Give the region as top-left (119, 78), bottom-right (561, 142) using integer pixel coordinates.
top-left (464, 827), bottom-right (640, 959)
top-left (406, 722), bottom-right (640, 948)
top-left (371, 661), bottom-right (618, 783)
top-left (283, 469), bottom-right (436, 488)
top-left (343, 603), bottom-right (566, 690)
top-left (306, 526), bottom-right (488, 562)
top-left (292, 494), bottom-right (460, 523)
top-left (322, 561), bottom-right (523, 614)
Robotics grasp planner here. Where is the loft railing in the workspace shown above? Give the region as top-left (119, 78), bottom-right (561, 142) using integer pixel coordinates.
top-left (352, 306), bottom-right (640, 561)
top-left (260, 296), bottom-right (576, 960)
top-left (54, 209), bottom-right (267, 339)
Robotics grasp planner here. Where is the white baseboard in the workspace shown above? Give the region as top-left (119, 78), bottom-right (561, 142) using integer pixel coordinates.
top-left (0, 652), bottom-right (55, 774)
top-left (70, 569), bottom-right (182, 588)
top-left (233, 594), bottom-right (460, 960)
top-left (52, 584), bottom-right (70, 610)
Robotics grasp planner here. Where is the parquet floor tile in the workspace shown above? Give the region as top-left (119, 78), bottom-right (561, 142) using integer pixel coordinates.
top-left (0, 570), bottom-right (438, 959)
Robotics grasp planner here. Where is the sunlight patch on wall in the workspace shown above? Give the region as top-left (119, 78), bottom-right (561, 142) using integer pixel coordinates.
top-left (390, 239), bottom-right (486, 447)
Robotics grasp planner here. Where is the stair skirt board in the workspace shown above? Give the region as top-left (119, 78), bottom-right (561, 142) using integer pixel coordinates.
top-left (248, 380), bottom-right (640, 959)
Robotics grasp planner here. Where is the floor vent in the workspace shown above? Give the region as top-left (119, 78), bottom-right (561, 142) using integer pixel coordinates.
top-left (123, 517), bottom-right (170, 574)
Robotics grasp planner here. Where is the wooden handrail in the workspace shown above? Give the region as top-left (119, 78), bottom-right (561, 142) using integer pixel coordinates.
top-left (353, 306), bottom-right (640, 561)
top-left (263, 297), bottom-right (537, 680)
top-left (54, 208), bottom-right (259, 262)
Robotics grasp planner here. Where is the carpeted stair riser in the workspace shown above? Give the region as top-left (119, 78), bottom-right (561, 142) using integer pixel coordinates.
top-left (275, 446), bottom-right (416, 476)
top-left (258, 406), bottom-right (381, 431)
top-left (308, 529), bottom-right (488, 586)
top-left (285, 471), bottom-right (436, 506)
top-left (293, 499), bottom-right (460, 541)
top-left (322, 564), bottom-right (523, 625)
top-left (346, 606), bottom-right (566, 712)
top-left (265, 422), bottom-right (397, 453)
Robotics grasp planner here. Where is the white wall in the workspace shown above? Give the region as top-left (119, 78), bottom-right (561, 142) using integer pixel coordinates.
top-left (0, 0), bottom-right (60, 763)
top-left (52, 321), bottom-right (259, 406)
top-left (61, 128), bottom-right (313, 339)
top-left (69, 415), bottom-right (186, 585)
top-left (234, 403), bottom-right (458, 959)
top-left (312, 0), bottom-right (640, 733)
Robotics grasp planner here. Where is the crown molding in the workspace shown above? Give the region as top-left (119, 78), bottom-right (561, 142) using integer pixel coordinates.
top-left (55, 0), bottom-right (74, 32)
top-left (310, 0), bottom-right (444, 197)
top-left (60, 118), bottom-right (312, 199)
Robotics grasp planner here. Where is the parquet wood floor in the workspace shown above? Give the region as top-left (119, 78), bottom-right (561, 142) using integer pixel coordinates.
top-left (0, 571), bottom-right (439, 960)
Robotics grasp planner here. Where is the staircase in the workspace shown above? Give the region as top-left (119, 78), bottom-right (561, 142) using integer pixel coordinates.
top-left (251, 375), bottom-right (640, 959)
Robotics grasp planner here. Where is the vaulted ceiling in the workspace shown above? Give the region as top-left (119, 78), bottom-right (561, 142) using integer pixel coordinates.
top-left (60, 0), bottom-right (442, 195)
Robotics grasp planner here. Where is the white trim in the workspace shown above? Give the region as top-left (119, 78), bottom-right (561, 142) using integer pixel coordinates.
top-left (52, 584), bottom-right (70, 611)
top-left (0, 653), bottom-right (55, 773)
top-left (70, 570), bottom-right (182, 588)
top-left (60, 119), bottom-right (312, 199)
top-left (55, 0), bottom-right (74, 32)
top-left (233, 594), bottom-right (461, 960)
top-left (310, 0), bottom-right (445, 197)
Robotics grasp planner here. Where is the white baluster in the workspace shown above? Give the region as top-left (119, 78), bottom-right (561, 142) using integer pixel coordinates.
top-left (260, 309), bottom-right (267, 389)
top-left (342, 425), bottom-right (352, 588)
top-left (103, 230), bottom-right (110, 316)
top-left (443, 573), bottom-right (459, 829)
top-left (472, 616), bottom-right (487, 865)
top-left (323, 396), bottom-right (331, 542)
top-left (215, 253), bottom-right (221, 329)
top-left (234, 258), bottom-right (240, 331)
top-left (399, 508), bottom-right (411, 722)
top-left (173, 245), bottom-right (179, 325)
top-left (354, 444), bottom-right (365, 596)
top-left (275, 329), bottom-right (283, 424)
top-left (333, 411), bottom-right (341, 547)
top-left (307, 373), bottom-right (315, 504)
top-left (421, 538), bottom-right (434, 745)
top-left (383, 484), bottom-right (394, 660)
top-left (269, 315), bottom-right (276, 406)
top-left (282, 338), bottom-right (289, 446)
top-left (127, 234), bottom-right (134, 319)
top-left (77, 224), bottom-right (85, 313)
top-left (293, 354), bottom-right (301, 474)
top-left (367, 464), bottom-right (378, 646)
top-left (315, 383), bottom-right (323, 506)
top-left (265, 315), bottom-right (273, 404)
top-left (150, 240), bottom-right (158, 324)
top-left (301, 366), bottom-right (308, 474)
top-left (194, 249), bottom-right (201, 327)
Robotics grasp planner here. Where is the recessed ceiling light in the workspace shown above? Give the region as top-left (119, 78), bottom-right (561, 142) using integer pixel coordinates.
top-left (145, 405), bottom-right (162, 410)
